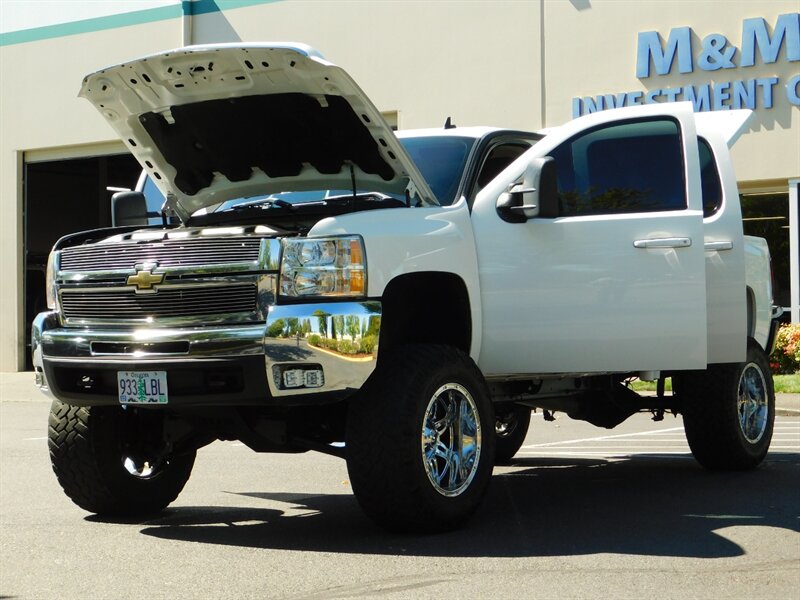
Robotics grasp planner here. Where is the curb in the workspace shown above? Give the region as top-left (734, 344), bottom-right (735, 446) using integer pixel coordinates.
top-left (776, 408), bottom-right (800, 417)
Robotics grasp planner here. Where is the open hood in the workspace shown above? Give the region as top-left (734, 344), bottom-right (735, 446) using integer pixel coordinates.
top-left (80, 43), bottom-right (437, 220)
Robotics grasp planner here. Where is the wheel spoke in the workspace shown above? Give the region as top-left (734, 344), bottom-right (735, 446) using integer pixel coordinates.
top-left (736, 363), bottom-right (769, 444)
top-left (434, 395), bottom-right (457, 432)
top-left (421, 383), bottom-right (483, 497)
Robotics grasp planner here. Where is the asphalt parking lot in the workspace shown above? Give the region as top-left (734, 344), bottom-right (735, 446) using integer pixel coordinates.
top-left (1, 376), bottom-right (799, 599)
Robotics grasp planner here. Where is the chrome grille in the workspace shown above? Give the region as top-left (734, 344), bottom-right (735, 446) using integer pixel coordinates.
top-left (60, 284), bottom-right (257, 321)
top-left (59, 237), bottom-right (263, 271)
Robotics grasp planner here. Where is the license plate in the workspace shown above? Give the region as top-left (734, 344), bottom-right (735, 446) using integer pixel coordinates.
top-left (117, 371), bottom-right (168, 404)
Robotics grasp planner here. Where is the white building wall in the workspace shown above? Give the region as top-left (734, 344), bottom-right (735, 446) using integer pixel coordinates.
top-left (0, 16), bottom-right (182, 370)
top-left (194, 1), bottom-right (543, 131)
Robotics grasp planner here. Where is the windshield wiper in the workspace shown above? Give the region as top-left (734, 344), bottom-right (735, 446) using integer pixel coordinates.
top-left (228, 197), bottom-right (326, 212)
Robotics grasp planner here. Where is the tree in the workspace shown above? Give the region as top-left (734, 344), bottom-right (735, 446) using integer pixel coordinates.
top-left (366, 315), bottom-right (381, 337)
top-left (286, 317), bottom-right (300, 337)
top-left (346, 315), bottom-right (361, 340)
top-left (332, 315), bottom-right (345, 340)
top-left (312, 309), bottom-right (329, 337)
top-left (267, 318), bottom-right (286, 338)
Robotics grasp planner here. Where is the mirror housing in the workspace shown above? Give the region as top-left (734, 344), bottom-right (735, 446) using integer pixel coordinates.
top-left (496, 156), bottom-right (559, 223)
top-left (111, 191), bottom-right (148, 227)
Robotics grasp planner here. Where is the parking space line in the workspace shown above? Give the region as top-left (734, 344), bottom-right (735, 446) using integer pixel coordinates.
top-left (521, 426), bottom-right (684, 449)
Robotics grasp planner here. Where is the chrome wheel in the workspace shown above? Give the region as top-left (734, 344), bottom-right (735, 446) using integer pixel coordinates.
top-left (676, 341), bottom-right (774, 471)
top-left (421, 383), bottom-right (482, 497)
top-left (737, 362), bottom-right (769, 444)
top-left (122, 454), bottom-right (164, 479)
top-left (47, 401), bottom-right (195, 515)
top-left (496, 412), bottom-right (518, 438)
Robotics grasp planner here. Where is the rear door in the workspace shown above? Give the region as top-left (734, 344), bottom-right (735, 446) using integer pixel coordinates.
top-left (472, 103), bottom-right (708, 375)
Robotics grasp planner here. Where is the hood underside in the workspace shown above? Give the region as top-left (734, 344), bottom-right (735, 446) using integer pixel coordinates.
top-left (80, 43), bottom-right (436, 219)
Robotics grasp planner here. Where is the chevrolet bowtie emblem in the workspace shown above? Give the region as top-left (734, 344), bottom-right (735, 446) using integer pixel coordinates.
top-left (127, 269), bottom-right (164, 291)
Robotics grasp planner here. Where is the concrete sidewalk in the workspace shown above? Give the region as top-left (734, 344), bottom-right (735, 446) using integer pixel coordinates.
top-left (2, 371), bottom-right (798, 415)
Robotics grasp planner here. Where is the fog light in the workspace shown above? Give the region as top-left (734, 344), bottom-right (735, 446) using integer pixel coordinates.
top-left (274, 364), bottom-right (325, 390)
top-left (303, 369), bottom-right (324, 388)
top-left (283, 369), bottom-right (304, 388)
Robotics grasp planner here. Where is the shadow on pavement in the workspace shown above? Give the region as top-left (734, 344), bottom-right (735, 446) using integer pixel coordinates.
top-left (262, 342), bottom-right (315, 362)
top-left (125, 453), bottom-right (799, 558)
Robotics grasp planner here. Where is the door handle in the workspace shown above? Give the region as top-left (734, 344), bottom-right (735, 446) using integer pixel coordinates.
top-left (633, 237), bottom-right (692, 249)
top-left (703, 240), bottom-right (733, 251)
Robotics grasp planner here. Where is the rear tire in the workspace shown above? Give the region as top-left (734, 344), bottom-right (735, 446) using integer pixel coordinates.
top-left (675, 340), bottom-right (775, 470)
top-left (494, 405), bottom-right (531, 463)
top-left (346, 345), bottom-right (495, 532)
top-left (48, 400), bottom-right (196, 515)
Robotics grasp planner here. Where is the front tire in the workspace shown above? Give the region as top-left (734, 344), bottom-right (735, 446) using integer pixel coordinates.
top-left (48, 400), bottom-right (196, 515)
top-left (675, 340), bottom-right (775, 470)
top-left (346, 345), bottom-right (495, 532)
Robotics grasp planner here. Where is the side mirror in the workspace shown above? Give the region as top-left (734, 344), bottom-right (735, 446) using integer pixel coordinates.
top-left (496, 157), bottom-right (559, 223)
top-left (111, 191), bottom-right (148, 227)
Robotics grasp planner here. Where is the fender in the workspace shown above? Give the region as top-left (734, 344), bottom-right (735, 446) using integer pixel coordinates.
top-left (308, 200), bottom-right (483, 361)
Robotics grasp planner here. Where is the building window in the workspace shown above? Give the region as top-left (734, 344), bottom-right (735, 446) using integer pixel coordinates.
top-left (741, 192), bottom-right (791, 313)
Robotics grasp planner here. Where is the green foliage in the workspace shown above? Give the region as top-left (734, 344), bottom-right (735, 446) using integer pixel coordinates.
top-left (331, 315), bottom-right (345, 340)
top-left (629, 371), bottom-right (798, 393)
top-left (359, 335), bottom-right (377, 354)
top-left (337, 339), bottom-right (358, 354)
top-left (771, 323), bottom-right (800, 374)
top-left (307, 333), bottom-right (377, 356)
top-left (267, 318), bottom-right (286, 338)
top-left (774, 374), bottom-right (799, 393)
top-left (628, 378), bottom-right (673, 392)
top-left (366, 315), bottom-right (381, 337)
top-left (321, 337), bottom-right (339, 351)
top-left (346, 315), bottom-right (361, 340)
top-left (312, 309), bottom-right (329, 337)
top-left (286, 317), bottom-right (300, 336)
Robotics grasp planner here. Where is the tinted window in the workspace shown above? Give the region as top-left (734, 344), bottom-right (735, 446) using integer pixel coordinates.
top-left (474, 142), bottom-right (530, 195)
top-left (141, 175), bottom-right (167, 224)
top-left (400, 136), bottom-right (476, 205)
top-left (699, 138), bottom-right (722, 218)
top-left (550, 118), bottom-right (686, 216)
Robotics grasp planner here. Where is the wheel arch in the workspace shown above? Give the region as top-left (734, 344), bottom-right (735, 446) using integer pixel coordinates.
top-left (746, 286), bottom-right (756, 339)
top-left (746, 285), bottom-right (772, 352)
top-left (378, 271), bottom-right (472, 356)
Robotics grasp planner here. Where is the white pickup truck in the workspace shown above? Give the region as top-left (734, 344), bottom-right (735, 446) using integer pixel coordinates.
top-left (33, 44), bottom-right (781, 532)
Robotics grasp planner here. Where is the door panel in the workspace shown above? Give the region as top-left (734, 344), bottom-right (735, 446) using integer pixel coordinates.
top-left (472, 104), bottom-right (707, 375)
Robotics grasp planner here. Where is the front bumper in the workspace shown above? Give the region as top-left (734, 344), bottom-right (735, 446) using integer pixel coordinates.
top-left (32, 301), bottom-right (380, 407)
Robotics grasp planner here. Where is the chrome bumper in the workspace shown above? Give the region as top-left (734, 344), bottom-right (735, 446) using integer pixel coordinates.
top-left (32, 301), bottom-right (380, 406)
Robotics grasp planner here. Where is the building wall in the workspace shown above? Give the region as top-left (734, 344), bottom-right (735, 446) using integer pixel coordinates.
top-left (0, 16), bottom-right (183, 371)
top-left (543, 0), bottom-right (800, 183)
top-left (193, 1), bottom-right (543, 131)
top-left (0, 0), bottom-right (797, 370)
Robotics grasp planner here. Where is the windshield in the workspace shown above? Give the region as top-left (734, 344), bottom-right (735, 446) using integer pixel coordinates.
top-left (206, 136), bottom-right (476, 210)
top-left (141, 135), bottom-right (477, 216)
top-left (399, 136), bottom-right (475, 205)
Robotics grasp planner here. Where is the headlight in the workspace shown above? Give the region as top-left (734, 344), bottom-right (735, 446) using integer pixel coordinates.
top-left (280, 236), bottom-right (366, 298)
top-left (45, 249), bottom-right (58, 310)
